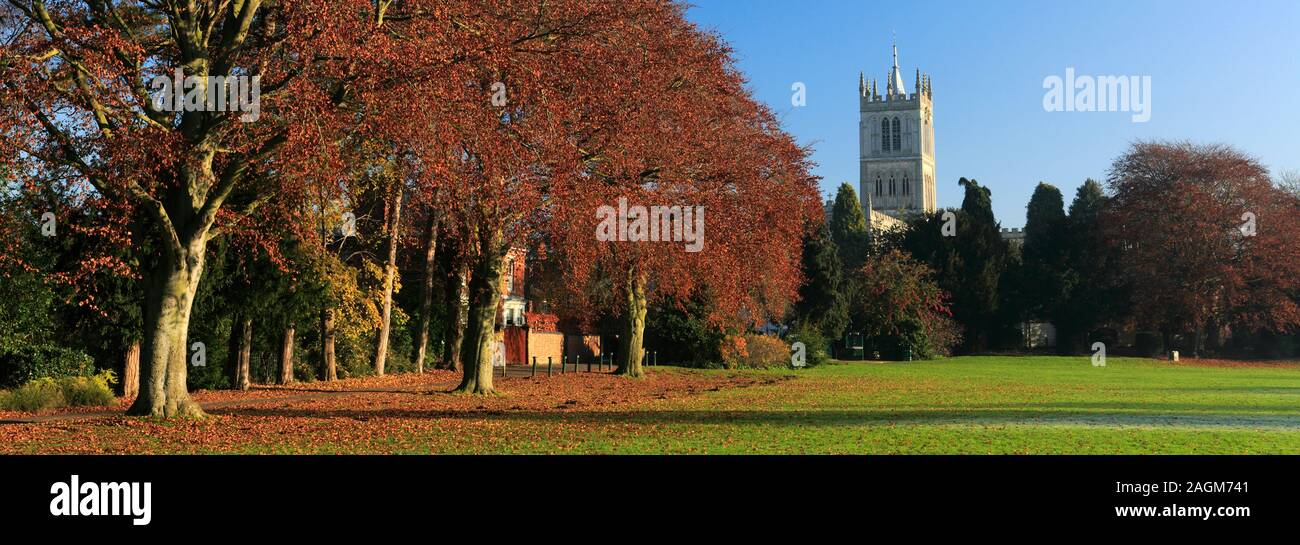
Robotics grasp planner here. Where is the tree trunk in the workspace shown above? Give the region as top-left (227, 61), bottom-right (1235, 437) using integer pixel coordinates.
top-left (321, 308), bottom-right (337, 381)
top-left (121, 342), bottom-right (140, 399)
top-left (127, 236), bottom-right (208, 418)
top-left (235, 317), bottom-right (252, 390)
top-left (278, 324), bottom-right (295, 384)
top-left (414, 215), bottom-right (439, 373)
top-left (454, 230), bottom-right (506, 395)
top-left (614, 266), bottom-right (649, 378)
top-left (373, 182), bottom-right (403, 376)
top-left (440, 261), bottom-right (468, 372)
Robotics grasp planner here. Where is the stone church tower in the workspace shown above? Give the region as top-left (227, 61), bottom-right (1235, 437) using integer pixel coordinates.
top-left (860, 43), bottom-right (935, 221)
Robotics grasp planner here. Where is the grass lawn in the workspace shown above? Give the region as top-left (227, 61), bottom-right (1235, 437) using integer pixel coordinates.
top-left (3, 356), bottom-right (1300, 454)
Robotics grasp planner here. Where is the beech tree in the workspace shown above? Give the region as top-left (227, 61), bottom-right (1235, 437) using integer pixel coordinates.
top-left (543, 3), bottom-right (821, 378)
top-left (0, 0), bottom-right (600, 413)
top-left (1105, 141), bottom-right (1300, 356)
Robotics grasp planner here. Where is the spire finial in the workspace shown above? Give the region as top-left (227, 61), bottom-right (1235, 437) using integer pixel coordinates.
top-left (892, 32), bottom-right (898, 69)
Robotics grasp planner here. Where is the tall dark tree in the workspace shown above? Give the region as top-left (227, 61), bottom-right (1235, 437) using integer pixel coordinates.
top-left (1019, 182), bottom-right (1069, 322)
top-left (793, 220), bottom-right (848, 340)
top-left (1053, 179), bottom-right (1124, 352)
top-left (828, 183), bottom-right (872, 270)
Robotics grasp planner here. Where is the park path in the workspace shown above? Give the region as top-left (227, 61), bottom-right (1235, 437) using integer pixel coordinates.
top-left (0, 364), bottom-right (606, 425)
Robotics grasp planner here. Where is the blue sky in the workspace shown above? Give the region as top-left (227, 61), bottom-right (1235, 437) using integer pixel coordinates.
top-left (685, 0), bottom-right (1300, 227)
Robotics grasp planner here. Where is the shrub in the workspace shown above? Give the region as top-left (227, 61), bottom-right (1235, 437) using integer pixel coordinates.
top-left (58, 371), bottom-right (117, 407)
top-left (739, 334), bottom-right (791, 368)
top-left (719, 335), bottom-right (748, 369)
top-left (3, 378), bottom-right (65, 411)
top-left (719, 333), bottom-right (790, 369)
top-left (788, 324), bottom-right (831, 367)
top-left (0, 371), bottom-right (117, 412)
top-left (0, 344), bottom-right (95, 388)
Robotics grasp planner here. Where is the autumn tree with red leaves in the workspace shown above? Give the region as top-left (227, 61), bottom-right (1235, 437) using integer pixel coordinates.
top-left (0, 0), bottom-right (616, 414)
top-left (1105, 141), bottom-right (1300, 356)
top-left (541, 4), bottom-right (822, 377)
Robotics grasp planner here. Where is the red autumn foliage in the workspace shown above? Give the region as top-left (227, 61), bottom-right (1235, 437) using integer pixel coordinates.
top-left (1104, 141), bottom-right (1300, 353)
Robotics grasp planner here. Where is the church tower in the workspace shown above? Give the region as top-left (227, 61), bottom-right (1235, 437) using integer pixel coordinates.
top-left (859, 42), bottom-right (935, 220)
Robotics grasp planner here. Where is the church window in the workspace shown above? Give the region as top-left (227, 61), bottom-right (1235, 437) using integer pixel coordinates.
top-left (875, 176), bottom-right (883, 196)
top-left (903, 175), bottom-right (909, 195)
top-left (891, 117), bottom-right (901, 151)
top-left (881, 118), bottom-right (891, 151)
top-left (889, 176), bottom-right (895, 195)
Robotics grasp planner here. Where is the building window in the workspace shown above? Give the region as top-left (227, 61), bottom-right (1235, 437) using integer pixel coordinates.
top-left (875, 176), bottom-right (882, 196)
top-left (881, 118), bottom-right (891, 152)
top-left (889, 176), bottom-right (895, 195)
top-left (505, 259), bottom-right (514, 293)
top-left (903, 175), bottom-right (909, 195)
top-left (891, 117), bottom-right (901, 151)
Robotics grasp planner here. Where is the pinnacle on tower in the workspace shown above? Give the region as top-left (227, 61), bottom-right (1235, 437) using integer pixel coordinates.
top-left (887, 40), bottom-right (906, 97)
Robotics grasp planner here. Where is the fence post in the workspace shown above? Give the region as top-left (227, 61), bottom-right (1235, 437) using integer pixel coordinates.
top-left (654, 351), bottom-right (658, 367)
top-left (531, 356), bottom-right (537, 378)
top-left (561, 355), bottom-right (567, 374)
top-left (547, 356), bottom-right (552, 377)
top-left (584, 354), bottom-right (590, 373)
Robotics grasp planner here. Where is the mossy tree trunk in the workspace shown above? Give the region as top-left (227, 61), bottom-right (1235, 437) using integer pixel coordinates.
top-left (373, 181), bottom-right (403, 376)
top-left (614, 266), bottom-right (649, 378)
top-left (128, 232), bottom-right (208, 417)
top-left (453, 228), bottom-right (506, 394)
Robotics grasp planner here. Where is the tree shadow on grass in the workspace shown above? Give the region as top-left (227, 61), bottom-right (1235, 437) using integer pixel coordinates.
top-left (205, 404), bottom-right (1300, 430)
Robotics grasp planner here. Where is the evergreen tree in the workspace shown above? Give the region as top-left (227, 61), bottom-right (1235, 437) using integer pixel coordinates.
top-left (1019, 182), bottom-right (1069, 322)
top-left (828, 183), bottom-right (872, 270)
top-left (1055, 179), bottom-right (1124, 352)
top-left (793, 220), bottom-right (848, 340)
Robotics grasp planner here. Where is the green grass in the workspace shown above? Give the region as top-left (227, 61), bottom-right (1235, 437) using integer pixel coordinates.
top-left (468, 356), bottom-right (1300, 454)
top-left (14, 356), bottom-right (1300, 454)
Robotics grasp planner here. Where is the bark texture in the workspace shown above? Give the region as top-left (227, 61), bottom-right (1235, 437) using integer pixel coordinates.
top-left (414, 215), bottom-right (439, 373)
top-left (121, 341), bottom-right (140, 399)
top-left (278, 324), bottom-right (295, 384)
top-left (373, 182), bottom-right (403, 376)
top-left (454, 230), bottom-right (506, 394)
top-left (614, 267), bottom-right (649, 378)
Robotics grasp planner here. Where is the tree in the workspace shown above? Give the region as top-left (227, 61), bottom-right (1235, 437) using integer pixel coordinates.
top-left (1054, 179), bottom-right (1124, 352)
top-left (828, 183), bottom-right (872, 270)
top-left (1018, 182), bottom-right (1069, 323)
top-left (1105, 141), bottom-right (1300, 356)
top-left (542, 4), bottom-right (821, 378)
top-left (848, 249), bottom-right (960, 359)
top-left (793, 220), bottom-right (848, 341)
top-left (0, 0), bottom-right (456, 416)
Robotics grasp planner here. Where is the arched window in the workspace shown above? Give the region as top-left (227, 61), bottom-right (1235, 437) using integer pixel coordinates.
top-left (881, 118), bottom-right (891, 152)
top-left (875, 176), bottom-right (883, 196)
top-left (889, 176), bottom-right (895, 195)
top-left (903, 175), bottom-right (909, 195)
top-left (891, 117), bottom-right (901, 151)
